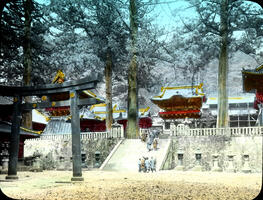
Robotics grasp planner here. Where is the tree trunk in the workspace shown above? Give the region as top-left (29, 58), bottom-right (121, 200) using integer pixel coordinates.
top-left (105, 49), bottom-right (113, 132)
top-left (22, 0), bottom-right (32, 129)
top-left (127, 0), bottom-right (138, 139)
top-left (217, 0), bottom-right (229, 128)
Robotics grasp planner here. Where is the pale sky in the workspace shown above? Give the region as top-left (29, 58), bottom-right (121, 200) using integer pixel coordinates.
top-left (151, 0), bottom-right (197, 31)
top-left (37, 0), bottom-right (197, 33)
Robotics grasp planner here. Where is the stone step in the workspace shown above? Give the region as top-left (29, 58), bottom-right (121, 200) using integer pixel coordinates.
top-left (102, 139), bottom-right (171, 172)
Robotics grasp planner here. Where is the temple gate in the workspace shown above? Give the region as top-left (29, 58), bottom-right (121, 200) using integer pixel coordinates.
top-left (0, 74), bottom-right (101, 181)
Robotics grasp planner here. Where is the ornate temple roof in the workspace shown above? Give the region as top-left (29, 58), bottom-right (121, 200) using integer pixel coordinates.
top-left (208, 108), bottom-right (257, 117)
top-left (80, 90), bottom-right (104, 101)
top-left (0, 121), bottom-right (41, 136)
top-left (151, 83), bottom-right (205, 101)
top-left (151, 84), bottom-right (206, 119)
top-left (206, 96), bottom-right (255, 104)
top-left (205, 95), bottom-right (257, 116)
top-left (48, 69), bottom-right (104, 101)
top-left (151, 84), bottom-right (205, 115)
top-left (32, 109), bottom-right (50, 124)
top-left (42, 118), bottom-right (71, 134)
top-left (89, 103), bottom-right (150, 121)
top-left (45, 70), bottom-right (104, 116)
top-left (242, 63), bottom-right (263, 74)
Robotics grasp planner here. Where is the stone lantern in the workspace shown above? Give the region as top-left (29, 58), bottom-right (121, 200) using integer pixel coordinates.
top-left (241, 154), bottom-right (251, 173)
top-left (192, 148), bottom-right (203, 171)
top-left (2, 158), bottom-right (9, 171)
top-left (57, 156), bottom-right (65, 171)
top-left (31, 156), bottom-right (43, 172)
top-left (81, 152), bottom-right (87, 168)
top-left (211, 154), bottom-right (222, 172)
top-left (175, 148), bottom-right (184, 171)
top-left (94, 151), bottom-right (101, 168)
top-left (226, 153), bottom-right (235, 172)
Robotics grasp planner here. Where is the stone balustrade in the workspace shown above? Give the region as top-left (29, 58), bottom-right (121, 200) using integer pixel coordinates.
top-left (171, 126), bottom-right (263, 137)
top-left (27, 132), bottom-right (119, 141)
top-left (27, 127), bottom-right (124, 141)
top-left (26, 122), bottom-right (124, 142)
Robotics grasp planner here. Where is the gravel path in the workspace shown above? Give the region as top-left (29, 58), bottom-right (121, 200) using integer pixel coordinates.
top-left (0, 170), bottom-right (261, 200)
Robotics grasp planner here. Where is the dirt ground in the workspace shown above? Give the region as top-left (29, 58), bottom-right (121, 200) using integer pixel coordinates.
top-left (0, 170), bottom-right (262, 200)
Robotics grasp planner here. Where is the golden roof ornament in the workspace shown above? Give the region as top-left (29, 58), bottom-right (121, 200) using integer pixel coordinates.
top-left (52, 69), bottom-right (65, 84)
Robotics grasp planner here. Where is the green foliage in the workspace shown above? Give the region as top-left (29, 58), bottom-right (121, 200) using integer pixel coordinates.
top-left (0, 0), bottom-right (55, 85)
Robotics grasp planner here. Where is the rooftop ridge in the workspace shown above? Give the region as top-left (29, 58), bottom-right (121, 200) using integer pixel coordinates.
top-left (154, 83), bottom-right (205, 99)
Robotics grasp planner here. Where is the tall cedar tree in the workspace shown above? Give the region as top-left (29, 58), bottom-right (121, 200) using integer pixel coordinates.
top-left (217, 0), bottom-right (229, 128)
top-left (22, 0), bottom-right (33, 129)
top-left (47, 0), bottom-right (129, 132)
top-left (183, 0), bottom-right (262, 127)
top-left (127, 0), bottom-right (139, 138)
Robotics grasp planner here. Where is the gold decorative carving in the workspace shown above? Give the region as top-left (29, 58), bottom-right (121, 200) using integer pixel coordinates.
top-left (70, 92), bottom-right (75, 98)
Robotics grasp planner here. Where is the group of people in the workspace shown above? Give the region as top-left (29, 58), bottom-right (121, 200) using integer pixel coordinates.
top-left (138, 157), bottom-right (156, 172)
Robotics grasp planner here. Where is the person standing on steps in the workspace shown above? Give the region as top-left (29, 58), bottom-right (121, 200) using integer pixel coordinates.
top-left (149, 130), bottom-right (155, 143)
top-left (150, 157), bottom-right (156, 172)
top-left (141, 157), bottom-right (145, 172)
top-left (141, 131), bottom-right (146, 142)
top-left (145, 157), bottom-right (150, 173)
top-left (138, 158), bottom-right (142, 172)
top-left (153, 138), bottom-right (158, 151)
top-left (146, 137), bottom-right (152, 152)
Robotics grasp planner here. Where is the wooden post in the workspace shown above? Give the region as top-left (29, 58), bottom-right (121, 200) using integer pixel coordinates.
top-left (6, 96), bottom-right (22, 180)
top-left (70, 90), bottom-right (84, 181)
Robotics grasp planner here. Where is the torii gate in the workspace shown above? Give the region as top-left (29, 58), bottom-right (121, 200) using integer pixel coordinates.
top-left (0, 74), bottom-right (102, 181)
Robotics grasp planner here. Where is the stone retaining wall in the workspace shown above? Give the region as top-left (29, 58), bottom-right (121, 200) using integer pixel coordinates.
top-left (24, 138), bottom-right (121, 170)
top-left (163, 135), bottom-right (262, 173)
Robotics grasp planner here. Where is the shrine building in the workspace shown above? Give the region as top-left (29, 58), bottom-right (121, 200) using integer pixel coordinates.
top-left (151, 83), bottom-right (205, 124)
top-left (0, 97), bottom-right (41, 164)
top-left (242, 63), bottom-right (263, 125)
top-left (39, 70), bottom-right (152, 134)
top-left (205, 95), bottom-right (258, 127)
top-left (88, 103), bottom-right (152, 131)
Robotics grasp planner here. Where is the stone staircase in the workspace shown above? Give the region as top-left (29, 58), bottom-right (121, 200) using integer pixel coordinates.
top-left (101, 138), bottom-right (171, 172)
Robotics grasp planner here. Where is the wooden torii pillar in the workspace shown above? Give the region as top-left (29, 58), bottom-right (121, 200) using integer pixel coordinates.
top-left (0, 74), bottom-right (101, 181)
top-left (70, 90), bottom-right (82, 181)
